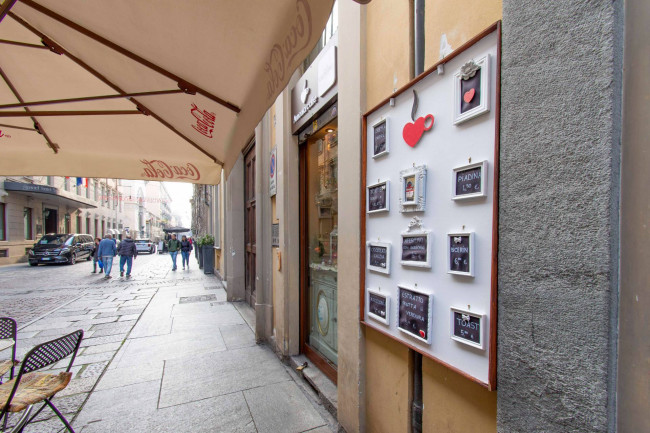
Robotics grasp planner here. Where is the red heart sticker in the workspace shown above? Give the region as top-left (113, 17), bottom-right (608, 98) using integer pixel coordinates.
top-left (463, 88), bottom-right (476, 103)
top-left (419, 330), bottom-right (426, 338)
top-left (402, 115), bottom-right (434, 148)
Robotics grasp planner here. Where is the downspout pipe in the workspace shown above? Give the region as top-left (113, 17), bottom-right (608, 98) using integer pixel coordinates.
top-left (414, 0), bottom-right (425, 76)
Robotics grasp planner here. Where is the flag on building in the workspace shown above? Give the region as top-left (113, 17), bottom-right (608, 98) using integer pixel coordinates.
top-left (76, 177), bottom-right (83, 186)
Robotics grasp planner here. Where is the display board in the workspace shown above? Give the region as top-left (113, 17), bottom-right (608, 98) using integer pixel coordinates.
top-left (361, 25), bottom-right (499, 389)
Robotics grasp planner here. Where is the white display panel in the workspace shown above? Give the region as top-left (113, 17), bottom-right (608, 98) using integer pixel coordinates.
top-left (363, 29), bottom-right (498, 387)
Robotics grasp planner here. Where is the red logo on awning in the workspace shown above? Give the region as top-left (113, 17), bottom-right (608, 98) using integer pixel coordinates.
top-left (190, 103), bottom-right (215, 138)
top-left (140, 160), bottom-right (201, 181)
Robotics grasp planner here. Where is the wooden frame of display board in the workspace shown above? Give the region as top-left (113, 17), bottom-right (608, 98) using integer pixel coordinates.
top-left (359, 22), bottom-right (501, 390)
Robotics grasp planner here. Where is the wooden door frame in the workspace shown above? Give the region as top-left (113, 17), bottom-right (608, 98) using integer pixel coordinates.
top-left (299, 142), bottom-right (338, 384)
top-left (244, 143), bottom-right (257, 308)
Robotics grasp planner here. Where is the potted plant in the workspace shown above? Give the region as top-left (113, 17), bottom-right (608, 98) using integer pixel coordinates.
top-left (201, 234), bottom-right (215, 274)
top-left (196, 236), bottom-right (204, 269)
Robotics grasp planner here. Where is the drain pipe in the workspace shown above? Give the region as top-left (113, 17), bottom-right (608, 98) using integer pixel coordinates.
top-left (411, 4), bottom-right (425, 432)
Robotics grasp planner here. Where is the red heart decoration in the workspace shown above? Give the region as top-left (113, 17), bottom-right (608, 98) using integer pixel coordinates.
top-left (419, 330), bottom-right (426, 338)
top-left (403, 117), bottom-right (425, 147)
top-left (463, 88), bottom-right (476, 103)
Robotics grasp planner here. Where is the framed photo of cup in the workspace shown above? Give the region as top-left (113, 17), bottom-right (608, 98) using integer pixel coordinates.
top-left (398, 285), bottom-right (433, 345)
top-left (401, 217), bottom-right (431, 268)
top-left (453, 54), bottom-right (490, 125)
top-left (367, 180), bottom-right (390, 213)
top-left (367, 289), bottom-right (390, 325)
top-left (450, 307), bottom-right (485, 350)
top-left (447, 232), bottom-right (475, 276)
top-left (399, 164), bottom-right (427, 212)
top-left (452, 160), bottom-right (488, 200)
top-left (372, 117), bottom-right (389, 158)
top-left (367, 241), bottom-right (391, 274)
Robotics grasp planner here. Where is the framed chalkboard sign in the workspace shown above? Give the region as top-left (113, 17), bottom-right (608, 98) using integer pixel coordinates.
top-left (367, 241), bottom-right (391, 274)
top-left (452, 161), bottom-right (488, 200)
top-left (447, 232), bottom-right (474, 276)
top-left (399, 164), bottom-right (427, 212)
top-left (398, 285), bottom-right (432, 344)
top-left (450, 307), bottom-right (484, 349)
top-left (367, 289), bottom-right (390, 325)
top-left (372, 118), bottom-right (389, 158)
top-left (453, 54), bottom-right (490, 125)
top-left (367, 180), bottom-right (390, 213)
top-left (401, 217), bottom-right (431, 268)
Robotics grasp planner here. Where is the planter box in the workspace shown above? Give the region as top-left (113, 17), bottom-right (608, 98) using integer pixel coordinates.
top-left (202, 246), bottom-right (215, 274)
top-left (197, 246), bottom-right (203, 269)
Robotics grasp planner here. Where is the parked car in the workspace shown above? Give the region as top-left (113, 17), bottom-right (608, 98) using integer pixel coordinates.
top-left (135, 239), bottom-right (156, 254)
top-left (28, 234), bottom-right (95, 266)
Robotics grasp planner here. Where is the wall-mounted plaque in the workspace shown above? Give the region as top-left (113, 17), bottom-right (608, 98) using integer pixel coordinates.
top-left (453, 54), bottom-right (490, 125)
top-left (367, 289), bottom-right (390, 325)
top-left (367, 180), bottom-right (390, 213)
top-left (399, 165), bottom-right (427, 212)
top-left (401, 217), bottom-right (431, 268)
top-left (271, 223), bottom-right (280, 247)
top-left (367, 241), bottom-right (391, 274)
top-left (447, 232), bottom-right (474, 276)
top-left (372, 117), bottom-right (389, 158)
top-left (398, 285), bottom-right (432, 344)
top-left (452, 161), bottom-right (488, 200)
top-left (450, 307), bottom-right (484, 349)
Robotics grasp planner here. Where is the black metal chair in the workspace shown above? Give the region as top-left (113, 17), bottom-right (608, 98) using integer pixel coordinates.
top-left (0, 330), bottom-right (83, 433)
top-left (0, 318), bottom-right (18, 384)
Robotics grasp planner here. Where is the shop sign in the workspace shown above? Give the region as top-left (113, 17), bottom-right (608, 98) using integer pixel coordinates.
top-left (270, 146), bottom-right (277, 197)
top-left (4, 181), bottom-right (56, 195)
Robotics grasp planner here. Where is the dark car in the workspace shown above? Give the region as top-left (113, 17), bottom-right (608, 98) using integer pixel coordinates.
top-left (28, 234), bottom-right (95, 266)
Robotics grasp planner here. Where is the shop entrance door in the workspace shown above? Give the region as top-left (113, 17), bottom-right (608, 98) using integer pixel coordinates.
top-left (43, 208), bottom-right (57, 234)
top-left (244, 144), bottom-right (256, 308)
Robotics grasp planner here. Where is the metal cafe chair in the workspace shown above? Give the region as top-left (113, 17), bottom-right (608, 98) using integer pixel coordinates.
top-left (0, 318), bottom-right (18, 385)
top-left (0, 330), bottom-right (83, 433)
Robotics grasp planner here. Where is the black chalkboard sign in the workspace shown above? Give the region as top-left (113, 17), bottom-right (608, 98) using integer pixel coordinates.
top-left (369, 245), bottom-right (388, 269)
top-left (368, 292), bottom-right (388, 322)
top-left (398, 287), bottom-right (431, 342)
top-left (455, 166), bottom-right (482, 196)
top-left (368, 182), bottom-right (388, 212)
top-left (402, 235), bottom-right (428, 263)
top-left (460, 71), bottom-right (481, 114)
top-left (373, 120), bottom-right (387, 156)
top-left (449, 235), bottom-right (471, 274)
top-left (452, 310), bottom-right (482, 348)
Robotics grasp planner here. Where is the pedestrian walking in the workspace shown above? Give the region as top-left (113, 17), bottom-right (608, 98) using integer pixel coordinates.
top-left (180, 235), bottom-right (192, 270)
top-left (167, 234), bottom-right (181, 271)
top-left (117, 234), bottom-right (138, 278)
top-left (91, 237), bottom-right (101, 273)
top-left (97, 234), bottom-right (117, 279)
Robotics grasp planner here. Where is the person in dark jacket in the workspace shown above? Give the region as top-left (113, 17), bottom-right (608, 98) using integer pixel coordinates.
top-left (180, 235), bottom-right (192, 270)
top-left (97, 234), bottom-right (117, 279)
top-left (117, 234), bottom-right (138, 278)
top-left (91, 237), bottom-right (101, 274)
top-left (167, 234), bottom-right (181, 271)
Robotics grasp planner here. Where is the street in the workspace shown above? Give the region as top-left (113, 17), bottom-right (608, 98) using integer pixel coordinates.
top-left (0, 254), bottom-right (338, 433)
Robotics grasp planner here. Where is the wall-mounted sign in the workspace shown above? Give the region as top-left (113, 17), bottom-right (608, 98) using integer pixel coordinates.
top-left (367, 241), bottom-right (391, 274)
top-left (367, 180), bottom-right (389, 213)
top-left (401, 217), bottom-right (431, 268)
top-left (367, 289), bottom-right (390, 325)
top-left (271, 223), bottom-right (279, 247)
top-left (453, 55), bottom-right (490, 125)
top-left (398, 285), bottom-right (432, 344)
top-left (452, 161), bottom-right (487, 200)
top-left (450, 307), bottom-right (484, 350)
top-left (318, 45), bottom-right (337, 97)
top-left (402, 90), bottom-right (434, 148)
top-left (399, 165), bottom-right (427, 212)
top-left (269, 146), bottom-right (277, 197)
top-left (372, 118), bottom-right (389, 158)
top-left (447, 232), bottom-right (474, 276)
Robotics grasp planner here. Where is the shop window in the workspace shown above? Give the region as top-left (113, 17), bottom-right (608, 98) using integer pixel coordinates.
top-left (0, 203), bottom-right (6, 241)
top-left (23, 207), bottom-right (32, 240)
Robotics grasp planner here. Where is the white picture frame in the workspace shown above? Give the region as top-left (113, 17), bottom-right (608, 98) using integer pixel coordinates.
top-left (400, 217), bottom-right (431, 268)
top-left (367, 179), bottom-right (390, 213)
top-left (367, 241), bottom-right (391, 274)
top-left (453, 54), bottom-right (490, 125)
top-left (451, 160), bottom-right (488, 200)
top-left (397, 284), bottom-right (433, 345)
top-left (449, 307), bottom-right (485, 350)
top-left (447, 232), bottom-right (475, 276)
top-left (367, 288), bottom-right (390, 325)
top-left (372, 117), bottom-right (389, 158)
top-left (399, 164), bottom-right (427, 213)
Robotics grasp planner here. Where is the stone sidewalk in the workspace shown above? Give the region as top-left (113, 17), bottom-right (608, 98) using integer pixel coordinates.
top-left (4, 261), bottom-right (338, 432)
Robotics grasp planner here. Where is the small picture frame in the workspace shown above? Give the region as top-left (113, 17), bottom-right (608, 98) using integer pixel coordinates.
top-left (367, 289), bottom-right (390, 325)
top-left (453, 54), bottom-right (490, 125)
top-left (401, 217), bottom-right (431, 268)
top-left (367, 180), bottom-right (390, 213)
top-left (398, 285), bottom-right (433, 344)
top-left (452, 160), bottom-right (488, 200)
top-left (447, 232), bottom-right (474, 276)
top-left (372, 117), bottom-right (389, 158)
top-left (399, 164), bottom-right (427, 212)
top-left (450, 307), bottom-right (485, 350)
top-left (318, 206), bottom-right (332, 219)
top-left (367, 241), bottom-right (391, 274)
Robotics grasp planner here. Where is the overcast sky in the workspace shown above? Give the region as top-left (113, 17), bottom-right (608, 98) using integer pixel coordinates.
top-left (163, 182), bottom-right (192, 227)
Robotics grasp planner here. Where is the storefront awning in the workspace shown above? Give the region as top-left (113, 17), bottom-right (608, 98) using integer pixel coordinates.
top-left (3, 180), bottom-right (97, 208)
top-left (0, 0), bottom-right (334, 184)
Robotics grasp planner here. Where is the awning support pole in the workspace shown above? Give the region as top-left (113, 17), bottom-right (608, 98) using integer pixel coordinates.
top-left (0, 0), bottom-right (18, 23)
top-left (0, 110), bottom-right (143, 116)
top-left (0, 89), bottom-right (185, 109)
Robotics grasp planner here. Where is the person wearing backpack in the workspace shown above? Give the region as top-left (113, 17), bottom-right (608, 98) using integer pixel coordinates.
top-left (117, 234), bottom-right (138, 278)
top-left (180, 235), bottom-right (193, 270)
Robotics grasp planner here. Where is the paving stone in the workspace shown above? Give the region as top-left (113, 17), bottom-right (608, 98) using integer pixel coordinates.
top-left (21, 320), bottom-right (74, 332)
top-left (56, 377), bottom-right (97, 397)
top-left (220, 323), bottom-right (256, 350)
top-left (87, 307), bottom-right (120, 315)
top-left (120, 299), bottom-right (149, 308)
top-left (55, 351), bottom-right (114, 369)
top-left (172, 310), bottom-right (245, 331)
top-left (95, 361), bottom-right (164, 390)
top-left (91, 319), bottom-right (136, 331)
top-left (128, 316), bottom-right (172, 339)
top-left (82, 341), bottom-right (123, 355)
top-left (89, 324), bottom-right (133, 337)
top-left (80, 334), bottom-right (125, 347)
top-left (117, 313), bottom-right (141, 322)
top-left (78, 361), bottom-right (110, 379)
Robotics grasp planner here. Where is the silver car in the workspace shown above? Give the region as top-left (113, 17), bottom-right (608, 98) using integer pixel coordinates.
top-left (134, 239), bottom-right (156, 254)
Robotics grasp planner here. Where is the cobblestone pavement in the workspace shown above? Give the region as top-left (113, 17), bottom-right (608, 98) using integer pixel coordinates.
top-left (0, 254), bottom-right (338, 432)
